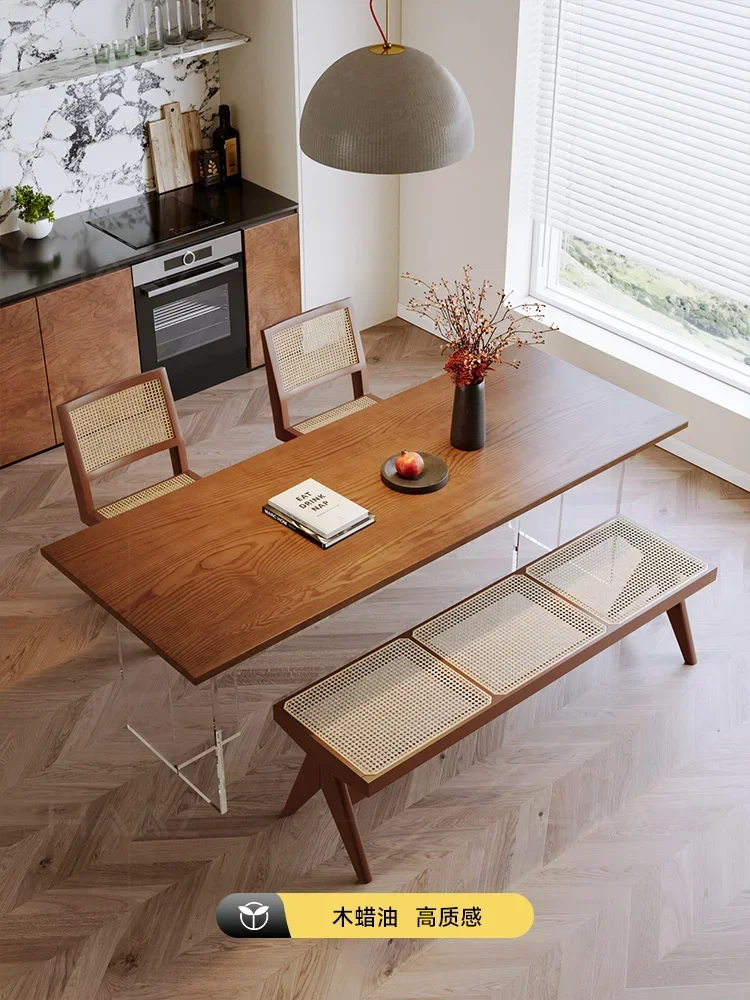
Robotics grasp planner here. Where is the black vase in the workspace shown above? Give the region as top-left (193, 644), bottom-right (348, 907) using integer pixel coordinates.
top-left (450, 381), bottom-right (486, 451)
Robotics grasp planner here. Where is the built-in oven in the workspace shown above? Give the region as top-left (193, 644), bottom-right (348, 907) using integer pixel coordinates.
top-left (132, 231), bottom-right (248, 400)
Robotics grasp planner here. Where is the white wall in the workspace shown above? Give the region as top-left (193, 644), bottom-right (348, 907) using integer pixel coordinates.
top-left (398, 0), bottom-right (521, 312)
top-left (216, 0), bottom-right (299, 202)
top-left (294, 0), bottom-right (401, 330)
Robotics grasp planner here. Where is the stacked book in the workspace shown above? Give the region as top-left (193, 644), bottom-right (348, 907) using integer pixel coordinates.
top-left (263, 478), bottom-right (374, 549)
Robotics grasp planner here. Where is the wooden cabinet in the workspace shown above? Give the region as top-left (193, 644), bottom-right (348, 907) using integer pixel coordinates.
top-left (37, 268), bottom-right (140, 442)
top-left (244, 214), bottom-right (301, 369)
top-left (0, 298), bottom-right (56, 466)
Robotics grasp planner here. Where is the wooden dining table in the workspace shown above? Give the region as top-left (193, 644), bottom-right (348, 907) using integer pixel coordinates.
top-left (42, 348), bottom-right (686, 687)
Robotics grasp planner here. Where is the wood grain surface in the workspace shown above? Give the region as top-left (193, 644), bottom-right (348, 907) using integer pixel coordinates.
top-left (0, 297), bottom-right (55, 466)
top-left (36, 268), bottom-right (141, 441)
top-left (148, 101), bottom-right (194, 193)
top-left (243, 214), bottom-right (301, 368)
top-left (41, 348), bottom-right (686, 684)
top-left (182, 109), bottom-right (203, 184)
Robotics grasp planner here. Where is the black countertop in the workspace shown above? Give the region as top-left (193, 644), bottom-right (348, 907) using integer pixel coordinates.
top-left (0, 180), bottom-right (298, 308)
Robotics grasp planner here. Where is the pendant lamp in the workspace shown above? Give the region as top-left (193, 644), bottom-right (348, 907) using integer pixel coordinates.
top-left (300, 0), bottom-right (474, 175)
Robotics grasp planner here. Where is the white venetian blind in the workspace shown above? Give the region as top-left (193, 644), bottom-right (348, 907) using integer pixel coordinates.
top-left (533, 0), bottom-right (750, 306)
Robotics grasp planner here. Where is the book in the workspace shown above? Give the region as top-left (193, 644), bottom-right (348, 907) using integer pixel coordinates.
top-left (266, 479), bottom-right (370, 540)
top-left (262, 506), bottom-right (374, 549)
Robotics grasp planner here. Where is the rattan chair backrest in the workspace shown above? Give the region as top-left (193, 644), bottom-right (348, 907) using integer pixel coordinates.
top-left (68, 375), bottom-right (175, 475)
top-left (269, 305), bottom-right (360, 393)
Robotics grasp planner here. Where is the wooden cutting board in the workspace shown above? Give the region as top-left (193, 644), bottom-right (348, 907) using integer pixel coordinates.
top-left (148, 102), bottom-right (202, 192)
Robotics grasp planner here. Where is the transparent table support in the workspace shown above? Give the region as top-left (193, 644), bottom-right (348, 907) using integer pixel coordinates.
top-left (507, 459), bottom-right (627, 569)
top-left (117, 621), bottom-right (242, 814)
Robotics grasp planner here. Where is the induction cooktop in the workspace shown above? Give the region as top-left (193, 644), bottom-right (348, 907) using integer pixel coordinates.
top-left (87, 193), bottom-right (223, 250)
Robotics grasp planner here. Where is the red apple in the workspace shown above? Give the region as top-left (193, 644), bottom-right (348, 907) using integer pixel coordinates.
top-left (395, 450), bottom-right (425, 479)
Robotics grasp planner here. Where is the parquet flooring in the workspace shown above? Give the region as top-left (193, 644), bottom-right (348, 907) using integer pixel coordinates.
top-left (0, 319), bottom-right (748, 999)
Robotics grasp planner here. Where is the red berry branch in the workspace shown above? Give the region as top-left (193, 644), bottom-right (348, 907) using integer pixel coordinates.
top-left (402, 266), bottom-right (553, 387)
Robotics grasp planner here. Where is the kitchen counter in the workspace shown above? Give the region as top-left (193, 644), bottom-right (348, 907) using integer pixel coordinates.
top-left (0, 181), bottom-right (298, 308)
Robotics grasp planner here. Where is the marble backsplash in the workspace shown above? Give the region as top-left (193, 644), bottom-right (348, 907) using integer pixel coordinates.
top-left (0, 0), bottom-right (220, 234)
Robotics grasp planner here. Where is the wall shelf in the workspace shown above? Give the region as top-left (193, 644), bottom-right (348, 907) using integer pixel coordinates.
top-left (0, 27), bottom-right (249, 99)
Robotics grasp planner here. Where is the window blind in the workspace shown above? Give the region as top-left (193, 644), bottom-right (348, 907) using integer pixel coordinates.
top-left (533, 0), bottom-right (750, 306)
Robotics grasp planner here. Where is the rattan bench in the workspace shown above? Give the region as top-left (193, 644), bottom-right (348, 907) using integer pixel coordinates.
top-left (273, 517), bottom-right (716, 883)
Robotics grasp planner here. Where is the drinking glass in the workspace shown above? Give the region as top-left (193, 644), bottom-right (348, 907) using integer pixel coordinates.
top-left (92, 43), bottom-right (111, 65)
top-left (186, 0), bottom-right (208, 41)
top-left (112, 38), bottom-right (132, 60)
top-left (134, 32), bottom-right (149, 56)
top-left (164, 0), bottom-right (186, 45)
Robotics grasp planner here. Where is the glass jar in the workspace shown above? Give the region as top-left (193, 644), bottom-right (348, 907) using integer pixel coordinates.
top-left (148, 2), bottom-right (165, 51)
top-left (133, 1), bottom-right (151, 54)
top-left (186, 0), bottom-right (208, 41)
top-left (164, 0), bottom-right (186, 46)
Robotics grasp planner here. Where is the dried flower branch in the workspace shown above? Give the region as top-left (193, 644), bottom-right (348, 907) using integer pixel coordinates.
top-left (402, 266), bottom-right (552, 386)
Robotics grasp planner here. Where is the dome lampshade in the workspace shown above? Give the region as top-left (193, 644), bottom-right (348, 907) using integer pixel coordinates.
top-left (299, 4), bottom-right (474, 175)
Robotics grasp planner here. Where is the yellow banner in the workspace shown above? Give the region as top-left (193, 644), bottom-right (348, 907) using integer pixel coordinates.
top-left (279, 893), bottom-right (533, 939)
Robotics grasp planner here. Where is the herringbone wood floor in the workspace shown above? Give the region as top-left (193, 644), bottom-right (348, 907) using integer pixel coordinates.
top-left (1, 319), bottom-right (748, 1000)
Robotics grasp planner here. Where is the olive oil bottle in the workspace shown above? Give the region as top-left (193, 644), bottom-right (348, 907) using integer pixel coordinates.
top-left (213, 105), bottom-right (241, 184)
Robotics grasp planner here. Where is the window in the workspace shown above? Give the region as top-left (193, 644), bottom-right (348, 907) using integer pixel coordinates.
top-left (531, 0), bottom-right (750, 390)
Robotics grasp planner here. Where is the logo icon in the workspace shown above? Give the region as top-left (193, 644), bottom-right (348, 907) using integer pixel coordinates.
top-left (238, 901), bottom-right (270, 932)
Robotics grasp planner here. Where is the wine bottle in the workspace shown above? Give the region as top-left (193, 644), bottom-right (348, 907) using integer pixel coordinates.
top-left (213, 105), bottom-right (241, 184)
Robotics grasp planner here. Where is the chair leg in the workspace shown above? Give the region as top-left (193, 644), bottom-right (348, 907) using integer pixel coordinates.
top-left (321, 772), bottom-right (372, 884)
top-left (667, 600), bottom-right (697, 665)
top-left (281, 755), bottom-right (321, 816)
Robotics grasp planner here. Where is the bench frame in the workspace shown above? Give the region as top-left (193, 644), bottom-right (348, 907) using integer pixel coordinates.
top-left (273, 524), bottom-right (716, 883)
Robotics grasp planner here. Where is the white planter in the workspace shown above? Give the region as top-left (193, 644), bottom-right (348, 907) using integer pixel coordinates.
top-left (17, 217), bottom-right (54, 240)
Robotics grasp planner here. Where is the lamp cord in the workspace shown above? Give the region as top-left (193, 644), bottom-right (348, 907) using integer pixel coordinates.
top-left (369, 0), bottom-right (389, 49)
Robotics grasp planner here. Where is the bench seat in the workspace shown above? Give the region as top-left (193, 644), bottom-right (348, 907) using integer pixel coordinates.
top-left (273, 517), bottom-right (716, 883)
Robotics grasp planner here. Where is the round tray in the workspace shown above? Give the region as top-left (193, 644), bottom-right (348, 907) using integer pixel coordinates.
top-left (380, 453), bottom-right (449, 494)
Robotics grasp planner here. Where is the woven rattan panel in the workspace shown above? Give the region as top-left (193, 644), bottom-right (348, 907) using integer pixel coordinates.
top-left (413, 575), bottom-right (606, 696)
top-left (273, 309), bottom-right (359, 392)
top-left (70, 379), bottom-right (174, 474)
top-left (292, 396), bottom-right (377, 434)
top-left (526, 517), bottom-right (708, 624)
top-left (98, 474), bottom-right (194, 519)
top-left (283, 639), bottom-right (491, 777)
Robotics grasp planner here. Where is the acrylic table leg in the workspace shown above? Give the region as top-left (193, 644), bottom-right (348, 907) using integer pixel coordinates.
top-left (615, 459), bottom-right (626, 515)
top-left (667, 600), bottom-right (698, 665)
top-left (321, 772), bottom-right (372, 884)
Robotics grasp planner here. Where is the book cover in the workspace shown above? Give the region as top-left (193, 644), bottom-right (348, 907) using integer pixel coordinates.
top-left (267, 478), bottom-right (369, 540)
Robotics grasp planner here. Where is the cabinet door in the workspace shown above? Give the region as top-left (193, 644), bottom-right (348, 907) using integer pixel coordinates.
top-left (0, 298), bottom-right (55, 466)
top-left (244, 214), bottom-right (301, 369)
top-left (37, 269), bottom-right (141, 442)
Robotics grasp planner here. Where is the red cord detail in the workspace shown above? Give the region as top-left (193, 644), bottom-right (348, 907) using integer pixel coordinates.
top-left (369, 0), bottom-right (388, 48)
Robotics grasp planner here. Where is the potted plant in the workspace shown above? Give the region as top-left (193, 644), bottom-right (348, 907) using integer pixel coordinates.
top-left (13, 184), bottom-right (56, 240)
top-left (403, 266), bottom-right (551, 450)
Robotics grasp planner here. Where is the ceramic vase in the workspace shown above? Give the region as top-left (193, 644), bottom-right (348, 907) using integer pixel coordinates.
top-left (450, 380), bottom-right (486, 450)
top-left (17, 218), bottom-right (53, 240)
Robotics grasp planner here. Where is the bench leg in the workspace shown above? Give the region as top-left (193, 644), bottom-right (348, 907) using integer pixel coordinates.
top-left (281, 755), bottom-right (321, 816)
top-left (667, 600), bottom-right (697, 665)
top-left (321, 772), bottom-right (372, 884)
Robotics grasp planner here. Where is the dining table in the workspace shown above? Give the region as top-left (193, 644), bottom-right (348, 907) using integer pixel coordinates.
top-left (41, 347), bottom-right (687, 811)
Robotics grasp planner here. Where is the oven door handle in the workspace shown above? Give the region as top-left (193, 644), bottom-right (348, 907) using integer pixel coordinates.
top-left (144, 260), bottom-right (240, 298)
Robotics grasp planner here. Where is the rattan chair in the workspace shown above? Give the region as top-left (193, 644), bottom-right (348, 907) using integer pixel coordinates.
top-left (262, 298), bottom-right (380, 442)
top-left (58, 368), bottom-right (200, 526)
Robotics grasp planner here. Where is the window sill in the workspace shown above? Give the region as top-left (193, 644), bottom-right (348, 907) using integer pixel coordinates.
top-left (519, 298), bottom-right (750, 422)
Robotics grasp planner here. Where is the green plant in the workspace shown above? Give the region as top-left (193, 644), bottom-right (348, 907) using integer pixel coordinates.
top-left (13, 185), bottom-right (55, 224)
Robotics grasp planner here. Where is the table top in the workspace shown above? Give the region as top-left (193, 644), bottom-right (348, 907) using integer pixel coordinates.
top-left (42, 349), bottom-right (686, 685)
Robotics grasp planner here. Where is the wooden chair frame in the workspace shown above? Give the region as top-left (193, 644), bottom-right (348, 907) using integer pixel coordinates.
top-left (58, 368), bottom-right (196, 526)
top-left (262, 298), bottom-right (379, 442)
top-left (274, 521), bottom-right (716, 884)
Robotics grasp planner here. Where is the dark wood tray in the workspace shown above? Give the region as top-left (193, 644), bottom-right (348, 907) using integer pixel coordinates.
top-left (380, 452), bottom-right (449, 494)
